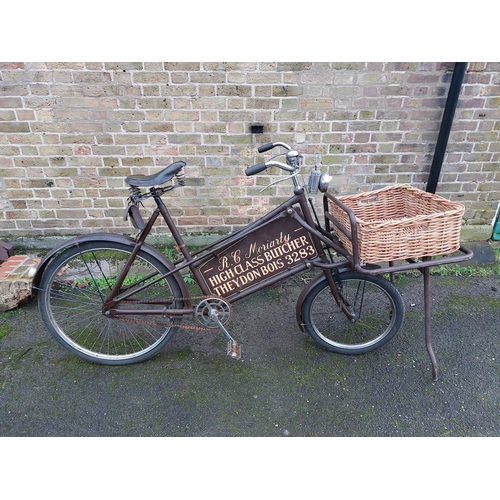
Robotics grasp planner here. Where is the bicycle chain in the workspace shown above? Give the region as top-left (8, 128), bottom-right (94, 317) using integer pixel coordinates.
top-left (118, 295), bottom-right (233, 332)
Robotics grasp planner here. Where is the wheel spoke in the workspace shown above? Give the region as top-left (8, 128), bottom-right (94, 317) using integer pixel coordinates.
top-left (301, 272), bottom-right (404, 354)
top-left (39, 242), bottom-right (182, 364)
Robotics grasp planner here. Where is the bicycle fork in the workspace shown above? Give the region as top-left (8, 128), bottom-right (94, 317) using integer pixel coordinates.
top-left (325, 270), bottom-right (357, 322)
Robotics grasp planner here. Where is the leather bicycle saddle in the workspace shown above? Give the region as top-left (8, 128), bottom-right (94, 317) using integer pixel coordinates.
top-left (125, 161), bottom-right (186, 187)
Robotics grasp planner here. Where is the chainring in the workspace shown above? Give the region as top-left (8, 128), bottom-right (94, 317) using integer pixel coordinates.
top-left (195, 297), bottom-right (232, 329)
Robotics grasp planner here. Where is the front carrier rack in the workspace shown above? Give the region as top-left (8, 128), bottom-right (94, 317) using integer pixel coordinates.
top-left (322, 184), bottom-right (474, 381)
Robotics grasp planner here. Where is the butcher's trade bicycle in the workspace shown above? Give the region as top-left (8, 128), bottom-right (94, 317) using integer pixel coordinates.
top-left (32, 141), bottom-right (407, 366)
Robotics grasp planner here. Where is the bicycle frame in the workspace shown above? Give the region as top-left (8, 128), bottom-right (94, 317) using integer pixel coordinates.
top-left (101, 184), bottom-right (353, 320)
top-left (31, 141), bottom-right (359, 349)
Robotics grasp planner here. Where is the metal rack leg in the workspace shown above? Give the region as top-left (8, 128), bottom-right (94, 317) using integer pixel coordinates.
top-left (423, 262), bottom-right (438, 381)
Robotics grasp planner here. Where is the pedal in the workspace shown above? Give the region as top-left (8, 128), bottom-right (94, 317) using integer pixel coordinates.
top-left (227, 341), bottom-right (242, 360)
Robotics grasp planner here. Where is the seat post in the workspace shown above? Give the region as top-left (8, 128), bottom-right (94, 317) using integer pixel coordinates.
top-left (154, 193), bottom-right (191, 261)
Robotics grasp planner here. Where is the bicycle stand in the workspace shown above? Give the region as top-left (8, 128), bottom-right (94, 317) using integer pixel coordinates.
top-left (354, 246), bottom-right (474, 381)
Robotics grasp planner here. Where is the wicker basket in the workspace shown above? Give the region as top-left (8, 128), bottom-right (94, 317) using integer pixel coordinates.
top-left (327, 184), bottom-right (465, 263)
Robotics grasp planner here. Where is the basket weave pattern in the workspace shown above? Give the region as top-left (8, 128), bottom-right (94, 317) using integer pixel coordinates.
top-left (328, 184), bottom-right (465, 263)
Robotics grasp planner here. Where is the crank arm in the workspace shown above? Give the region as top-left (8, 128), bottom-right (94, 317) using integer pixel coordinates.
top-left (208, 309), bottom-right (242, 359)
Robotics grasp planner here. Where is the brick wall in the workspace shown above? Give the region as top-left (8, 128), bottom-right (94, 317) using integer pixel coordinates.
top-left (0, 61), bottom-right (499, 244)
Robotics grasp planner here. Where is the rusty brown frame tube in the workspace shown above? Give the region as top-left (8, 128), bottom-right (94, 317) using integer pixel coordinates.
top-left (104, 187), bottom-right (348, 317)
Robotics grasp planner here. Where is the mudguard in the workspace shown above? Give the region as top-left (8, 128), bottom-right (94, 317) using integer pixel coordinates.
top-left (295, 273), bottom-right (326, 331)
top-left (31, 233), bottom-right (189, 300)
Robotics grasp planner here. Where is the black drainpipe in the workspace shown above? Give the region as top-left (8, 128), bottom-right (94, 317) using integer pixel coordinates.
top-left (425, 62), bottom-right (468, 194)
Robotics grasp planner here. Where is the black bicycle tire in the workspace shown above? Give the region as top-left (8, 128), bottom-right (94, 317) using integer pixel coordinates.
top-left (301, 271), bottom-right (405, 354)
top-left (38, 240), bottom-right (183, 365)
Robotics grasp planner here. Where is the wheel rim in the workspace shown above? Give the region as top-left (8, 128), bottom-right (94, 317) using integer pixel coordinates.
top-left (309, 278), bottom-right (398, 351)
top-left (42, 246), bottom-right (180, 362)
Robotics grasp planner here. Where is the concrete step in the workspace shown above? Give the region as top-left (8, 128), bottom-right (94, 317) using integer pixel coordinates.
top-left (461, 241), bottom-right (497, 266)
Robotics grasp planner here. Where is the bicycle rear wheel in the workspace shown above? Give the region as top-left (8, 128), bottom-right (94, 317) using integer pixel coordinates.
top-left (301, 271), bottom-right (405, 354)
top-left (38, 241), bottom-right (183, 365)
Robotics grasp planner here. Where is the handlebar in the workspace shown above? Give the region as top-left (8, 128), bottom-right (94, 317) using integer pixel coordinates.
top-left (246, 140), bottom-right (332, 194)
top-left (257, 143), bottom-right (275, 153)
top-left (245, 160), bottom-right (297, 176)
top-left (245, 162), bottom-right (268, 176)
top-left (246, 141), bottom-right (299, 176)
top-left (258, 141), bottom-right (293, 153)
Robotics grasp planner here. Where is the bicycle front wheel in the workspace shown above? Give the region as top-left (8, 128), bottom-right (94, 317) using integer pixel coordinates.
top-left (301, 271), bottom-right (405, 354)
top-left (38, 241), bottom-right (184, 365)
